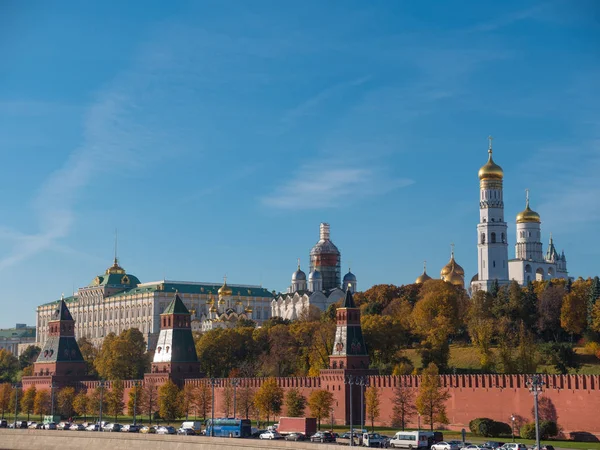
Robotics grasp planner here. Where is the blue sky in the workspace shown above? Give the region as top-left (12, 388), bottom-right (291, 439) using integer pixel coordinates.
top-left (0, 0), bottom-right (599, 328)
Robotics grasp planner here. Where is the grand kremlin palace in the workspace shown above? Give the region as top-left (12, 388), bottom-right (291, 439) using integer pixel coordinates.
top-left (35, 258), bottom-right (274, 350)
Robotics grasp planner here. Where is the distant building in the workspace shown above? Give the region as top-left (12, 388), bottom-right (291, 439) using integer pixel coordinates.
top-left (36, 259), bottom-right (274, 350)
top-left (0, 323), bottom-right (36, 356)
top-left (196, 278), bottom-right (254, 332)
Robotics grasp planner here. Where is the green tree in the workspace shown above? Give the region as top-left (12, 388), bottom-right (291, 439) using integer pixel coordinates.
top-left (18, 346), bottom-right (41, 370)
top-left (587, 276), bottom-right (600, 330)
top-left (192, 384), bottom-right (211, 421)
top-left (106, 380), bottom-right (125, 422)
top-left (515, 322), bottom-right (538, 374)
top-left (416, 363), bottom-right (450, 431)
top-left (73, 390), bottom-right (89, 421)
top-left (307, 389), bottom-right (334, 431)
top-left (467, 291), bottom-right (496, 371)
top-left (284, 387), bottom-right (306, 417)
top-left (158, 380), bottom-right (181, 423)
top-left (0, 383), bottom-right (11, 419)
top-left (391, 383), bottom-right (416, 431)
top-left (365, 386), bottom-right (380, 432)
top-left (33, 389), bottom-right (51, 421)
top-left (540, 342), bottom-right (580, 374)
top-left (94, 329), bottom-right (149, 380)
top-left (254, 378), bottom-right (284, 425)
top-left (20, 385), bottom-right (36, 420)
top-left (56, 387), bottom-right (75, 419)
top-left (77, 336), bottom-right (99, 377)
top-left (0, 349), bottom-right (20, 382)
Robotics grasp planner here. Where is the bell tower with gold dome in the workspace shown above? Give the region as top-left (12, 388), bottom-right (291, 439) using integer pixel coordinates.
top-left (471, 136), bottom-right (510, 292)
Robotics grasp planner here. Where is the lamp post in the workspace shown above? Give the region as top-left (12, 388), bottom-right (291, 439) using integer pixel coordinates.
top-left (357, 376), bottom-right (368, 432)
top-left (526, 375), bottom-right (544, 450)
top-left (98, 380), bottom-right (106, 429)
top-left (132, 381), bottom-right (142, 425)
top-left (511, 414), bottom-right (516, 442)
top-left (344, 375), bottom-right (356, 447)
top-left (231, 379), bottom-right (240, 419)
top-left (50, 383), bottom-right (57, 418)
top-left (418, 413), bottom-right (421, 432)
top-left (12, 383), bottom-right (21, 428)
top-left (210, 379), bottom-right (218, 437)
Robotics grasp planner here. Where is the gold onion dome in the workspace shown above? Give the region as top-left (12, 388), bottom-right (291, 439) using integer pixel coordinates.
top-left (441, 248), bottom-right (464, 278)
top-left (478, 137), bottom-right (503, 180)
top-left (445, 269), bottom-right (464, 287)
top-left (415, 261), bottom-right (432, 284)
top-left (516, 192), bottom-right (541, 224)
top-left (218, 277), bottom-right (232, 296)
top-left (106, 258), bottom-right (126, 275)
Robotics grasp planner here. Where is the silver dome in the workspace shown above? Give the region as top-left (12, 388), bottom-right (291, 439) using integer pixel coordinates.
top-left (292, 269), bottom-right (306, 281)
top-left (308, 270), bottom-right (322, 280)
top-left (343, 270), bottom-right (356, 282)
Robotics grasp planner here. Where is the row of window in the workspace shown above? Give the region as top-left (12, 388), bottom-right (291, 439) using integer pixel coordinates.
top-left (480, 232), bottom-right (506, 244)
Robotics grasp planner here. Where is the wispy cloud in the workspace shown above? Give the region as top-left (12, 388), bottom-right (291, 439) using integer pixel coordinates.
top-left (262, 164), bottom-right (413, 210)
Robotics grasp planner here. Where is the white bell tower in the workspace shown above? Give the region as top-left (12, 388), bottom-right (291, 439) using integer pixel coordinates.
top-left (472, 136), bottom-right (510, 292)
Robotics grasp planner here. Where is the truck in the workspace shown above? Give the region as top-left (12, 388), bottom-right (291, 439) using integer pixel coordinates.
top-left (276, 417), bottom-right (317, 437)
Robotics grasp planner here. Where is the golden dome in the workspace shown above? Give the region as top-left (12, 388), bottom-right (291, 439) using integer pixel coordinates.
top-left (218, 277), bottom-right (233, 297)
top-left (415, 261), bottom-right (432, 284)
top-left (441, 247), bottom-right (464, 278)
top-left (445, 269), bottom-right (464, 287)
top-left (516, 193), bottom-right (541, 224)
top-left (478, 140), bottom-right (503, 180)
top-left (106, 258), bottom-right (126, 275)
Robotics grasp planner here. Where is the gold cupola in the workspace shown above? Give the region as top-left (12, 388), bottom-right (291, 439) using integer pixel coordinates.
top-left (106, 257), bottom-right (126, 275)
top-left (218, 276), bottom-right (233, 297)
top-left (415, 261), bottom-right (433, 284)
top-left (445, 268), bottom-right (464, 287)
top-left (478, 136), bottom-right (504, 180)
top-left (441, 244), bottom-right (464, 278)
top-left (516, 190), bottom-right (541, 224)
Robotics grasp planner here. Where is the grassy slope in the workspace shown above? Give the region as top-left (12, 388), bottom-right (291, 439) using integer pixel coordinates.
top-left (402, 345), bottom-right (600, 374)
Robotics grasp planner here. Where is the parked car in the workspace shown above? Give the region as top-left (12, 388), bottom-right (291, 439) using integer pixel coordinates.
top-left (483, 442), bottom-right (505, 449)
top-left (69, 423), bottom-right (85, 431)
top-left (285, 432), bottom-right (306, 441)
top-left (44, 422), bottom-right (57, 430)
top-left (461, 446), bottom-right (486, 450)
top-left (499, 445), bottom-right (527, 450)
top-left (260, 430), bottom-right (283, 440)
top-left (140, 426), bottom-right (156, 434)
top-left (57, 422), bottom-right (71, 430)
top-left (104, 423), bottom-right (122, 432)
top-left (86, 424), bottom-right (100, 431)
top-left (156, 426), bottom-right (176, 435)
top-left (177, 427), bottom-right (196, 435)
top-left (310, 431), bottom-right (336, 443)
top-left (431, 441), bottom-right (461, 450)
top-left (0, 419), bottom-right (8, 428)
top-left (122, 424), bottom-right (140, 433)
top-left (531, 446), bottom-right (555, 450)
top-left (27, 422), bottom-right (38, 429)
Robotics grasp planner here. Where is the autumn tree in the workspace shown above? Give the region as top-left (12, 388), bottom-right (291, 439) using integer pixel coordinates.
top-left (180, 384), bottom-right (196, 420)
top-left (0, 349), bottom-right (19, 382)
top-left (222, 384), bottom-right (233, 417)
top-left (254, 378), bottom-right (284, 425)
top-left (87, 386), bottom-right (106, 419)
top-left (193, 383), bottom-right (212, 421)
top-left (33, 389), bottom-right (51, 421)
top-left (0, 383), bottom-right (11, 419)
top-left (365, 386), bottom-right (380, 432)
top-left (139, 382), bottom-right (158, 424)
top-left (362, 315), bottom-right (409, 370)
top-left (195, 327), bottom-right (259, 377)
top-left (8, 385), bottom-right (21, 417)
top-left (537, 286), bottom-right (565, 341)
top-left (158, 380), bottom-right (181, 423)
top-left (127, 383), bottom-right (145, 420)
top-left (94, 329), bottom-right (149, 380)
top-left (308, 389), bottom-right (334, 430)
top-left (56, 387), bottom-right (75, 419)
top-left (21, 386), bottom-right (36, 420)
top-left (561, 280), bottom-right (589, 336)
top-left (587, 276), bottom-right (600, 331)
top-left (391, 382), bottom-right (416, 430)
top-left (515, 322), bottom-right (538, 373)
top-left (73, 390), bottom-right (89, 421)
top-left (77, 336), bottom-right (99, 377)
top-left (264, 325), bottom-right (298, 377)
top-left (237, 384), bottom-right (254, 420)
top-left (467, 290), bottom-right (496, 371)
top-left (106, 380), bottom-right (125, 422)
top-left (284, 387), bottom-right (306, 417)
top-left (416, 363), bottom-right (450, 431)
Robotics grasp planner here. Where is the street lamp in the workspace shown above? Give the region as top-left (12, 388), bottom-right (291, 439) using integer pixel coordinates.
top-left (231, 379), bottom-right (240, 419)
top-left (98, 380), bottom-right (106, 429)
top-left (417, 413), bottom-right (421, 432)
top-left (357, 376), bottom-right (369, 432)
top-left (12, 383), bottom-right (21, 428)
top-left (344, 375), bottom-right (356, 447)
top-left (50, 383), bottom-right (57, 418)
top-left (526, 375), bottom-right (544, 450)
top-left (210, 379), bottom-right (219, 437)
top-left (511, 414), bottom-right (516, 442)
top-left (132, 381), bottom-right (142, 425)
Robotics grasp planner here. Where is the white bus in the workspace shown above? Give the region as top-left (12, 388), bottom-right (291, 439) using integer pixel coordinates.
top-left (389, 431), bottom-right (430, 449)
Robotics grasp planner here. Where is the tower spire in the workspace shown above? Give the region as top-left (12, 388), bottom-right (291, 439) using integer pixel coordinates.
top-left (423, 260), bottom-right (427, 272)
top-left (450, 242), bottom-right (455, 258)
top-left (297, 258), bottom-right (301, 270)
top-left (525, 188), bottom-right (530, 208)
top-left (488, 135), bottom-right (493, 153)
top-left (114, 228), bottom-right (118, 264)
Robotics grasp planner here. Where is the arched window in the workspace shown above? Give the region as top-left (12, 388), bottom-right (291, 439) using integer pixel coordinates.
top-left (491, 232), bottom-right (496, 243)
top-left (481, 233), bottom-right (486, 244)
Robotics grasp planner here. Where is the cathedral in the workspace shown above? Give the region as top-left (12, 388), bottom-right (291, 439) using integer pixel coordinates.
top-left (416, 137), bottom-right (569, 292)
top-left (272, 223), bottom-right (356, 320)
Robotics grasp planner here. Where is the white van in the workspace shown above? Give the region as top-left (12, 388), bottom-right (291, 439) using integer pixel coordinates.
top-left (180, 421), bottom-right (202, 435)
top-left (389, 431), bottom-right (430, 449)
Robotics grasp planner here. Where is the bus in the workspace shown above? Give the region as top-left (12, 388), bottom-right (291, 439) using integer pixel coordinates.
top-left (205, 418), bottom-right (252, 438)
top-left (389, 431), bottom-right (430, 449)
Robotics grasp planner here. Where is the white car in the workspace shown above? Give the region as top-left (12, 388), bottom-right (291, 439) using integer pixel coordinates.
top-left (461, 446), bottom-right (486, 450)
top-left (259, 430), bottom-right (283, 440)
top-left (432, 442), bottom-right (461, 450)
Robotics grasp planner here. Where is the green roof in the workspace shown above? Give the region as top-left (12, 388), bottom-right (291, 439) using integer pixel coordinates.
top-left (0, 327), bottom-right (35, 339)
top-left (162, 294), bottom-right (190, 315)
top-left (36, 336), bottom-right (84, 363)
top-left (87, 272), bottom-right (141, 288)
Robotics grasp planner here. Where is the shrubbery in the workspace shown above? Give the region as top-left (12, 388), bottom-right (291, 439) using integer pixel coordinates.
top-left (520, 420), bottom-right (559, 439)
top-left (469, 418), bottom-right (512, 437)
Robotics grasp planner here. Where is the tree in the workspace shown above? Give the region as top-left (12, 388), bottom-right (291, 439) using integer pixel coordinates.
top-left (57, 387), bottom-right (75, 419)
top-left (192, 384), bottom-right (211, 421)
top-left (561, 280), bottom-right (589, 336)
top-left (365, 386), bottom-right (380, 432)
top-left (18, 346), bottom-right (41, 370)
top-left (416, 363), bottom-right (450, 431)
top-left (237, 384), bottom-right (254, 420)
top-left (21, 386), bottom-right (36, 420)
top-left (139, 382), bottom-right (158, 424)
top-left (540, 342), bottom-right (580, 374)
top-left (158, 380), bottom-right (181, 423)
top-left (33, 389), bottom-right (51, 421)
top-left (8, 385), bottom-right (21, 417)
top-left (180, 384), bottom-right (196, 420)
top-left (0, 349), bottom-right (19, 382)
top-left (73, 390), bottom-right (89, 421)
top-left (87, 386), bottom-right (106, 419)
top-left (94, 329), bottom-right (149, 380)
top-left (106, 380), bottom-right (125, 422)
top-left (222, 384), bottom-right (233, 417)
top-left (467, 291), bottom-right (496, 371)
top-left (127, 384), bottom-right (145, 419)
top-left (254, 378), bottom-right (284, 425)
top-left (307, 389), bottom-right (334, 430)
top-left (284, 388), bottom-right (306, 417)
top-left (391, 383), bottom-right (416, 430)
top-left (0, 383), bottom-right (11, 419)
top-left (515, 322), bottom-right (538, 374)
top-left (587, 276), bottom-right (600, 330)
top-left (77, 336), bottom-right (99, 377)
top-left (537, 286), bottom-right (565, 341)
